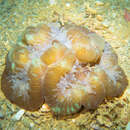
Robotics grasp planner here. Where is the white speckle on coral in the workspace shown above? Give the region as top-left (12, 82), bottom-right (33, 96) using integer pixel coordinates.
top-left (26, 43), bottom-right (51, 68)
top-left (48, 23), bottom-right (72, 49)
top-left (55, 61), bottom-right (95, 100)
top-left (99, 43), bottom-right (122, 86)
top-left (103, 65), bottom-right (122, 86)
top-left (27, 44), bottom-right (52, 60)
top-left (9, 70), bottom-right (30, 101)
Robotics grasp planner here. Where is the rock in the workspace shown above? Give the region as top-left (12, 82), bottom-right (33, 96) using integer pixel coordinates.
top-left (40, 104), bottom-right (50, 113)
top-left (12, 109), bottom-right (25, 121)
top-left (101, 20), bottom-right (110, 28)
top-left (95, 1), bottom-right (104, 6)
top-left (30, 123), bottom-right (34, 128)
top-left (0, 112), bottom-right (4, 119)
top-left (96, 15), bottom-right (103, 21)
top-left (49, 0), bottom-right (56, 6)
top-left (90, 123), bottom-right (101, 130)
top-left (0, 120), bottom-right (10, 129)
top-left (126, 122), bottom-right (130, 130)
top-left (85, 3), bottom-right (97, 15)
top-left (97, 115), bottom-right (112, 128)
top-left (22, 117), bottom-right (34, 128)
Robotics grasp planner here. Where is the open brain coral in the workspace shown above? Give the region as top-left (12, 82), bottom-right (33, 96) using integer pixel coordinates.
top-left (1, 23), bottom-right (128, 116)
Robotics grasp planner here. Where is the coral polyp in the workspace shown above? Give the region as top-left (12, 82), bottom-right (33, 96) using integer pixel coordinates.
top-left (1, 23), bottom-right (128, 116)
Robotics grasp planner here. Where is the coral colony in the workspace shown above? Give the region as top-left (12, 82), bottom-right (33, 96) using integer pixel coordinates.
top-left (1, 23), bottom-right (128, 116)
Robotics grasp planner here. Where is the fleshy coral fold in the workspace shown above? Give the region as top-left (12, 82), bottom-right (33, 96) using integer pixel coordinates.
top-left (1, 23), bottom-right (128, 116)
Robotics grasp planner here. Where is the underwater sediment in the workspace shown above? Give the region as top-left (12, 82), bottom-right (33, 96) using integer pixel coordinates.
top-left (1, 23), bottom-right (128, 116)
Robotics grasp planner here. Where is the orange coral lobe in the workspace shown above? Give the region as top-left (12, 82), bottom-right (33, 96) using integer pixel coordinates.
top-left (41, 40), bottom-right (67, 65)
top-left (23, 24), bottom-right (51, 46)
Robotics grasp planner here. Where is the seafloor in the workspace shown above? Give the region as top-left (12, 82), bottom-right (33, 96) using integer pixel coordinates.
top-left (0, 0), bottom-right (130, 130)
